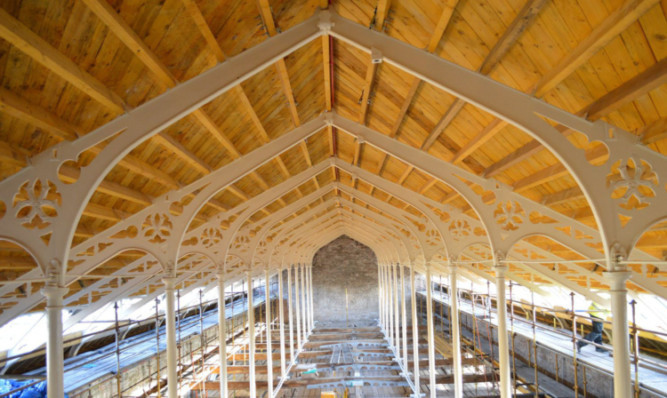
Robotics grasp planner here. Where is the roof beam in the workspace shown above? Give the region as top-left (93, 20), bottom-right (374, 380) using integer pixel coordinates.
top-left (322, 35), bottom-right (332, 111)
top-left (583, 57), bottom-right (667, 120)
top-left (275, 60), bottom-right (301, 126)
top-left (513, 163), bottom-right (570, 192)
top-left (184, 3), bottom-right (297, 201)
top-left (372, 0), bottom-right (391, 31)
top-left (428, 1), bottom-right (459, 53)
top-left (450, 118), bottom-right (505, 165)
top-left (640, 117), bottom-right (667, 145)
top-left (358, 60), bottom-right (378, 124)
top-left (541, 186), bottom-right (584, 207)
top-left (58, 166), bottom-right (152, 206)
top-left (255, 2), bottom-right (315, 192)
top-left (533, 0), bottom-right (660, 98)
top-left (460, 0), bottom-right (658, 173)
top-left (81, 0), bottom-right (175, 84)
top-left (403, 0), bottom-right (547, 191)
top-left (257, 0), bottom-right (277, 35)
top-left (0, 93), bottom-right (179, 205)
top-left (374, 0), bottom-right (460, 193)
top-left (478, 0), bottom-right (548, 75)
top-left (483, 139), bottom-right (542, 178)
top-left (425, 0), bottom-right (547, 158)
top-left (84, 0), bottom-right (288, 209)
top-left (0, 88), bottom-right (181, 189)
top-left (152, 134), bottom-right (210, 174)
top-left (421, 99), bottom-right (465, 151)
top-left (234, 85), bottom-right (296, 200)
top-left (0, 9), bottom-right (125, 114)
top-left (82, 0), bottom-right (240, 157)
top-left (0, 141), bottom-right (152, 207)
top-left (180, 0), bottom-right (225, 62)
top-left (0, 87), bottom-right (79, 141)
top-left (488, 57), bottom-right (665, 181)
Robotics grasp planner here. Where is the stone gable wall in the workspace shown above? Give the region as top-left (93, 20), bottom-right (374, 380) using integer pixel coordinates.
top-left (312, 235), bottom-right (379, 325)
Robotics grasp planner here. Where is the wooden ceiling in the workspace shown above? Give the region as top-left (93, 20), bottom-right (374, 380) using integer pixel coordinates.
top-left (0, 0), bottom-right (665, 313)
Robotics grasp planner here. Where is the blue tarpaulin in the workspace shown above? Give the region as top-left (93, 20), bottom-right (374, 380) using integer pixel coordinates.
top-left (0, 379), bottom-right (68, 398)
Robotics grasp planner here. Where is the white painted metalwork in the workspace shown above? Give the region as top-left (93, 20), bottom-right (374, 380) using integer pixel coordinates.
top-left (494, 264), bottom-right (511, 398)
top-left (163, 276), bottom-right (178, 398)
top-left (216, 273), bottom-right (228, 398)
top-left (0, 9), bottom-right (663, 395)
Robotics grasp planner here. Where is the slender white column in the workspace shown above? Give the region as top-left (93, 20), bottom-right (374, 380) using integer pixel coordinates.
top-left (410, 264), bottom-right (420, 391)
top-left (603, 270), bottom-right (632, 398)
top-left (425, 265), bottom-right (436, 398)
top-left (264, 269), bottom-right (273, 397)
top-left (448, 265), bottom-right (463, 398)
top-left (392, 263), bottom-right (400, 360)
top-left (287, 265), bottom-right (295, 362)
top-left (305, 265), bottom-right (310, 332)
top-left (378, 264), bottom-right (384, 328)
top-left (216, 273), bottom-right (228, 398)
top-left (294, 264), bottom-right (302, 348)
top-left (162, 277), bottom-right (178, 398)
top-left (308, 265), bottom-right (314, 331)
top-left (495, 265), bottom-right (511, 398)
top-left (247, 272), bottom-right (257, 398)
top-left (300, 263), bottom-right (307, 342)
top-left (278, 268), bottom-right (286, 378)
top-left (400, 264), bottom-right (408, 371)
top-left (387, 264), bottom-right (394, 347)
top-left (41, 284), bottom-right (68, 398)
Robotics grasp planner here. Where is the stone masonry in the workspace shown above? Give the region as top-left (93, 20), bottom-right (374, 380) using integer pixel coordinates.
top-left (312, 235), bottom-right (379, 325)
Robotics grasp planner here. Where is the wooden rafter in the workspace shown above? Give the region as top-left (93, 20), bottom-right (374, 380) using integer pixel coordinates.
top-left (640, 117), bottom-right (667, 145)
top-left (541, 186), bottom-right (584, 207)
top-left (0, 1), bottom-right (246, 227)
top-left (235, 86), bottom-right (299, 200)
top-left (425, 0), bottom-right (547, 158)
top-left (322, 35), bottom-right (332, 112)
top-left (374, 0), bottom-right (460, 197)
top-left (0, 89), bottom-right (183, 206)
top-left (533, 0), bottom-right (660, 98)
top-left (0, 4), bottom-right (213, 193)
top-left (152, 134), bottom-right (210, 175)
top-left (0, 0), bottom-right (664, 323)
top-left (180, 0), bottom-right (225, 62)
top-left (478, 0), bottom-right (549, 75)
top-left (358, 60), bottom-right (378, 124)
top-left (466, 0), bottom-right (659, 177)
top-left (488, 56), bottom-right (667, 181)
top-left (394, 0), bottom-right (544, 202)
top-left (421, 99), bottom-right (465, 151)
top-left (583, 57), bottom-right (667, 120)
top-left (181, 1), bottom-right (297, 203)
top-left (0, 9), bottom-right (125, 114)
top-left (450, 119), bottom-right (505, 165)
top-left (255, 1), bottom-right (319, 193)
top-left (372, 0), bottom-right (391, 31)
top-left (81, 0), bottom-right (290, 219)
top-left (0, 87), bottom-right (78, 141)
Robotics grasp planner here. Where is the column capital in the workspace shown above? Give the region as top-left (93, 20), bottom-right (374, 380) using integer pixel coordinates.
top-left (446, 261), bottom-right (458, 273)
top-left (494, 264), bottom-right (508, 278)
top-left (162, 276), bottom-right (177, 290)
top-left (602, 271), bottom-right (632, 291)
top-left (40, 285), bottom-right (68, 306)
top-left (216, 272), bottom-right (225, 280)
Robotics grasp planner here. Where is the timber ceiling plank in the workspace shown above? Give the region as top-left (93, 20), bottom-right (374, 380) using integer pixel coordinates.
top-left (0, 0), bottom-right (665, 318)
